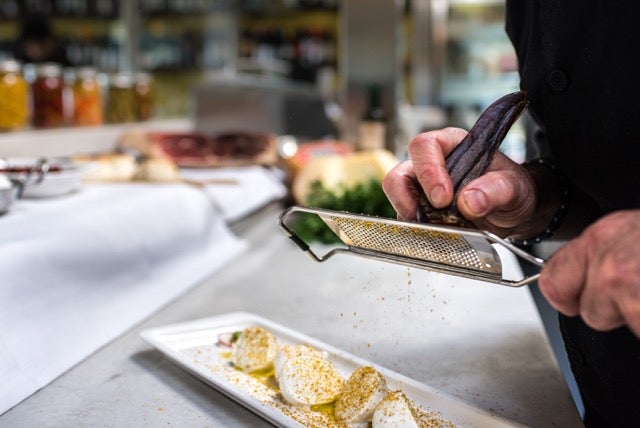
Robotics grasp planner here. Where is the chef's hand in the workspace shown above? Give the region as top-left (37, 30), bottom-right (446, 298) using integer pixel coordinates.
top-left (382, 128), bottom-right (539, 238)
top-left (539, 210), bottom-right (640, 337)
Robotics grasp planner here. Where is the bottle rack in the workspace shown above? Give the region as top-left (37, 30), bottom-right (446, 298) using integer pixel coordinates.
top-left (139, 0), bottom-right (233, 15)
top-left (0, 0), bottom-right (121, 72)
top-left (0, 0), bottom-right (119, 19)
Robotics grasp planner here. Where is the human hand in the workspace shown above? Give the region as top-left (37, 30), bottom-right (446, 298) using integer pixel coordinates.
top-left (382, 128), bottom-right (538, 237)
top-left (539, 210), bottom-right (640, 337)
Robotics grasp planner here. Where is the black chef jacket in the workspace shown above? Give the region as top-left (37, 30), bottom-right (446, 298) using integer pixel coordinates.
top-left (506, 2), bottom-right (640, 427)
top-left (506, 0), bottom-right (640, 214)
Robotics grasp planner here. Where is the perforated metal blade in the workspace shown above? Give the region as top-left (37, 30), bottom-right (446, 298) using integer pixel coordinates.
top-left (279, 206), bottom-right (544, 287)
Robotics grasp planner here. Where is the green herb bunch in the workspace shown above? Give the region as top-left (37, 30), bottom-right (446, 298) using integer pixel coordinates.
top-left (292, 179), bottom-right (397, 244)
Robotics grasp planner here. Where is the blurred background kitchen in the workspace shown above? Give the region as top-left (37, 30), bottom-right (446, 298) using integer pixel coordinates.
top-left (0, 0), bottom-right (523, 160)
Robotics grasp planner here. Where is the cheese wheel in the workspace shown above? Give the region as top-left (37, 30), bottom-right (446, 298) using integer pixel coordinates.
top-left (292, 149), bottom-right (398, 204)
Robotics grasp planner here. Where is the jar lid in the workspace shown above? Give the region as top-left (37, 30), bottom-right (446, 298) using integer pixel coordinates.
top-left (0, 59), bottom-right (22, 73)
top-left (110, 73), bottom-right (134, 88)
top-left (74, 66), bottom-right (98, 80)
top-left (37, 62), bottom-right (62, 77)
top-left (76, 66), bottom-right (97, 79)
top-left (135, 72), bottom-right (153, 84)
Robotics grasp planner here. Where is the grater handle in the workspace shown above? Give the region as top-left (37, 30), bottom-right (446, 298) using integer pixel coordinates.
top-left (278, 206), bottom-right (341, 263)
top-left (482, 231), bottom-right (546, 267)
top-left (504, 272), bottom-right (541, 287)
top-left (481, 231), bottom-right (545, 286)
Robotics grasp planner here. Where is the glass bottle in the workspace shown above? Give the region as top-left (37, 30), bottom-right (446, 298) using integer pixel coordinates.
top-left (72, 67), bottom-right (103, 126)
top-left (106, 73), bottom-right (137, 123)
top-left (134, 72), bottom-right (155, 121)
top-left (32, 63), bottom-right (65, 128)
top-left (0, 59), bottom-right (29, 130)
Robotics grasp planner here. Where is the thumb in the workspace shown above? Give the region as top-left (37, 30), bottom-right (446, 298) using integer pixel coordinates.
top-left (460, 187), bottom-right (490, 217)
top-left (457, 170), bottom-right (536, 228)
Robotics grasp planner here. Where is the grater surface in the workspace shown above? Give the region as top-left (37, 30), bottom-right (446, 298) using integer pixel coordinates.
top-left (317, 212), bottom-right (501, 275)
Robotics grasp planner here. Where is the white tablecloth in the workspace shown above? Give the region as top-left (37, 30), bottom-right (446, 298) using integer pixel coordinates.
top-left (0, 168), bottom-right (287, 414)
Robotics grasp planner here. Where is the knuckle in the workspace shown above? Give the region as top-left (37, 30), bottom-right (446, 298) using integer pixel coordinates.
top-left (408, 132), bottom-right (437, 151)
top-left (594, 246), bottom-right (637, 289)
top-left (580, 309), bottom-right (608, 331)
top-left (584, 216), bottom-right (619, 243)
top-left (595, 267), bottom-right (640, 323)
top-left (408, 137), bottom-right (440, 162)
top-left (414, 164), bottom-right (441, 186)
top-left (586, 226), bottom-right (609, 244)
top-left (594, 260), bottom-right (626, 293)
top-left (579, 301), bottom-right (624, 332)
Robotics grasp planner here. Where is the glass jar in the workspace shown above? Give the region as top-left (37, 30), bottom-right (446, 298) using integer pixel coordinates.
top-left (0, 59), bottom-right (29, 130)
top-left (106, 73), bottom-right (137, 123)
top-left (72, 67), bottom-right (103, 126)
top-left (134, 72), bottom-right (155, 121)
top-left (32, 63), bottom-right (65, 128)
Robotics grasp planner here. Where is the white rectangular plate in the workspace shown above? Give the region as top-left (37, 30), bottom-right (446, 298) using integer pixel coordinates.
top-left (140, 312), bottom-right (523, 427)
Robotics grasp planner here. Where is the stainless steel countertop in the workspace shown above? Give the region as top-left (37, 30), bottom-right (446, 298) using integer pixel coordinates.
top-left (1, 203), bottom-right (583, 427)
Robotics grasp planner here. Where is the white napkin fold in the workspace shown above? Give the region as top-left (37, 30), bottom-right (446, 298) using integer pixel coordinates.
top-left (0, 183), bottom-right (248, 414)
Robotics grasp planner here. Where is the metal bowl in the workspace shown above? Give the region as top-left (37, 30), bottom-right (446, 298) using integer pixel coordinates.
top-left (0, 157), bottom-right (92, 199)
top-left (0, 182), bottom-right (17, 215)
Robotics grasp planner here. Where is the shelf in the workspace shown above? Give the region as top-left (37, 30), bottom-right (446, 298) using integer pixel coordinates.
top-left (139, 0), bottom-right (234, 16)
top-left (0, 0), bottom-right (119, 20)
top-left (239, 0), bottom-right (338, 16)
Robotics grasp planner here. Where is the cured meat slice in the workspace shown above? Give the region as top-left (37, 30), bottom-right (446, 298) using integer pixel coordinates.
top-left (121, 131), bottom-right (278, 168)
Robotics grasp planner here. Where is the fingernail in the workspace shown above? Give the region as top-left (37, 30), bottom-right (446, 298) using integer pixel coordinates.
top-left (463, 189), bottom-right (488, 215)
top-left (429, 185), bottom-right (447, 207)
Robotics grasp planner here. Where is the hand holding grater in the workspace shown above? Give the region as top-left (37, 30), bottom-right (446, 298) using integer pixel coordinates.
top-left (279, 91), bottom-right (546, 287)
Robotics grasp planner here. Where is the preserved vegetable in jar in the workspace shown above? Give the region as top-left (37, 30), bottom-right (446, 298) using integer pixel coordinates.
top-left (72, 67), bottom-right (103, 126)
top-left (106, 74), bottom-right (136, 123)
top-left (0, 59), bottom-right (29, 130)
top-left (32, 63), bottom-right (65, 128)
top-left (135, 72), bottom-right (155, 121)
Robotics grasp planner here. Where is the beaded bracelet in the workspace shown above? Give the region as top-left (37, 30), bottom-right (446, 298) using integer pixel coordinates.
top-left (509, 158), bottom-right (569, 246)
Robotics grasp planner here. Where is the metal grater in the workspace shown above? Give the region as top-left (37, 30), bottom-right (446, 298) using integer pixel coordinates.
top-left (279, 206), bottom-right (545, 287)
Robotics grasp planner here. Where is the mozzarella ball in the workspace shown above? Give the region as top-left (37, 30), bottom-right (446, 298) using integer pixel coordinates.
top-left (231, 326), bottom-right (278, 372)
top-left (273, 344), bottom-right (327, 382)
top-left (279, 355), bottom-right (344, 406)
top-left (372, 390), bottom-right (420, 428)
top-left (335, 365), bottom-right (388, 424)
